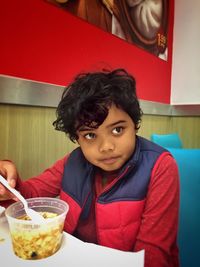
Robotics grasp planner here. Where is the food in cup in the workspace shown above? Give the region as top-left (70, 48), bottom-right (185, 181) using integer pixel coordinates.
top-left (10, 211), bottom-right (63, 259)
top-left (18, 211), bottom-right (58, 220)
top-left (5, 197), bottom-right (69, 260)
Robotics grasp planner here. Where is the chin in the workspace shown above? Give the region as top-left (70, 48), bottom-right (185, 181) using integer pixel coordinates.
top-left (101, 164), bottom-right (122, 172)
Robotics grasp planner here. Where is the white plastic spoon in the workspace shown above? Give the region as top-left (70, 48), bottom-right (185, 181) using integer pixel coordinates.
top-left (0, 174), bottom-right (45, 223)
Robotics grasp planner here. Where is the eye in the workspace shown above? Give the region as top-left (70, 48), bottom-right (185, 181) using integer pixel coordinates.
top-left (84, 132), bottom-right (96, 140)
top-left (112, 127), bottom-right (124, 135)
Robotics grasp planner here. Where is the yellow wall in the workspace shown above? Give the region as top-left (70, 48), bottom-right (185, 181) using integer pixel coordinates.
top-left (0, 104), bottom-right (200, 179)
top-left (140, 115), bottom-right (200, 148)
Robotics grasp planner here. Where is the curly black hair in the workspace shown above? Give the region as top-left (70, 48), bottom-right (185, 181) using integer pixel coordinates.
top-left (53, 68), bottom-right (143, 142)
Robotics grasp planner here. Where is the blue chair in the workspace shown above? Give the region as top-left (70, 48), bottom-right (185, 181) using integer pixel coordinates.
top-left (150, 133), bottom-right (183, 148)
top-left (167, 148), bottom-right (200, 267)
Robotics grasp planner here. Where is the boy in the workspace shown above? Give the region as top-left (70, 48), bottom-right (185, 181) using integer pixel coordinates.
top-left (0, 69), bottom-right (179, 267)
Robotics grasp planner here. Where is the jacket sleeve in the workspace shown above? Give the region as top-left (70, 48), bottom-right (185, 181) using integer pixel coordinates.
top-left (134, 152), bottom-right (180, 267)
top-left (16, 155), bottom-right (69, 198)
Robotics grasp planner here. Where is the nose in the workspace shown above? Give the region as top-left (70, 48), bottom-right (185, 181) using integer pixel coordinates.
top-left (99, 137), bottom-right (115, 153)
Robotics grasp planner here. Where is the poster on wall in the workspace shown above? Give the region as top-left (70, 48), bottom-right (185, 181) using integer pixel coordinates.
top-left (46, 0), bottom-right (169, 61)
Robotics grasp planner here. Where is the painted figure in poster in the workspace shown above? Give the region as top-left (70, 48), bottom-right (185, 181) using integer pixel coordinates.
top-left (47, 0), bottom-right (168, 60)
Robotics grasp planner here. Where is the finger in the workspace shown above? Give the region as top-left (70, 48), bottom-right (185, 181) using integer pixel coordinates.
top-left (0, 191), bottom-right (18, 201)
top-left (0, 184), bottom-right (5, 194)
top-left (0, 184), bottom-right (17, 200)
top-left (0, 195), bottom-right (17, 201)
top-left (7, 178), bottom-right (17, 188)
top-left (2, 166), bottom-right (18, 188)
top-left (6, 172), bottom-right (17, 187)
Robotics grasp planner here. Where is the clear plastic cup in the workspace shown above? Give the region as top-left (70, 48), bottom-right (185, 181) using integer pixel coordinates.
top-left (5, 197), bottom-right (69, 260)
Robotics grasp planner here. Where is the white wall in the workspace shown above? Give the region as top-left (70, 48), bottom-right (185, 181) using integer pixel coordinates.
top-left (171, 0), bottom-right (200, 105)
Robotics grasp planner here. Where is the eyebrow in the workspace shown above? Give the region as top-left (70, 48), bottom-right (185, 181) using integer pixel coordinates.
top-left (78, 120), bottom-right (126, 132)
top-left (107, 120), bottom-right (126, 128)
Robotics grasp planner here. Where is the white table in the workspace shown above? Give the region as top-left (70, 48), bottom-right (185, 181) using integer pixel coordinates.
top-left (0, 215), bottom-right (144, 267)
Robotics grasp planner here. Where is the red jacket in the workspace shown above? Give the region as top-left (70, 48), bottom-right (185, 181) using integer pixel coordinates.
top-left (61, 137), bottom-right (167, 251)
top-left (6, 136), bottom-right (179, 267)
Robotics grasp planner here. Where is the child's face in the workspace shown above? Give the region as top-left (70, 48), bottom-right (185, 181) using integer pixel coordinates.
top-left (77, 104), bottom-right (137, 172)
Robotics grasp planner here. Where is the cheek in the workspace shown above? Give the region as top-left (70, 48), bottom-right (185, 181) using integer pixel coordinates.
top-left (80, 145), bottom-right (97, 163)
top-left (120, 136), bottom-right (136, 155)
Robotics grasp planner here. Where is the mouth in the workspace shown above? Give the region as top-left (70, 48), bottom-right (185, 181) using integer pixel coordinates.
top-left (100, 156), bottom-right (120, 165)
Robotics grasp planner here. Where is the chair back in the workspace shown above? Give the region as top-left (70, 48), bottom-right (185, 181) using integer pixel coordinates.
top-left (150, 133), bottom-right (183, 148)
top-left (167, 148), bottom-right (200, 267)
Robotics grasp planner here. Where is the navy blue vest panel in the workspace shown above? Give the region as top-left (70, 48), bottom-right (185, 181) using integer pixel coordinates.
top-left (62, 149), bottom-right (94, 207)
top-left (98, 136), bottom-right (167, 203)
top-left (62, 136), bottom-right (167, 207)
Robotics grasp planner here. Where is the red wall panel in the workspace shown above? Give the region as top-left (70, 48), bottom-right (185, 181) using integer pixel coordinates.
top-left (0, 0), bottom-right (174, 104)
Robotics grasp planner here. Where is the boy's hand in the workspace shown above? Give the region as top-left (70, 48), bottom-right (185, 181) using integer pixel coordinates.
top-left (0, 161), bottom-right (18, 201)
